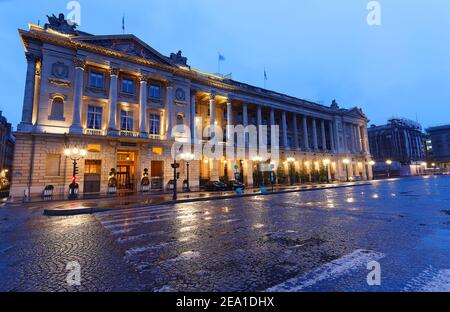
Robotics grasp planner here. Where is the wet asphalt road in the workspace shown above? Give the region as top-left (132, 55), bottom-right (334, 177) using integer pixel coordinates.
top-left (1, 176), bottom-right (450, 292)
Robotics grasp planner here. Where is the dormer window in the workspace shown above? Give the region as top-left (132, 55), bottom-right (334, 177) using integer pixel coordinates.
top-left (89, 71), bottom-right (104, 89)
top-left (121, 78), bottom-right (134, 94)
top-left (149, 84), bottom-right (161, 99)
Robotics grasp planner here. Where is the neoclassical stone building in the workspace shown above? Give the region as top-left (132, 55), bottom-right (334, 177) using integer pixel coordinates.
top-left (11, 14), bottom-right (373, 199)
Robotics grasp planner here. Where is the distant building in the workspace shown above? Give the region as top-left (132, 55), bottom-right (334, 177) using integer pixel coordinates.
top-left (426, 124), bottom-right (450, 169)
top-left (0, 111), bottom-right (15, 187)
top-left (368, 118), bottom-right (426, 177)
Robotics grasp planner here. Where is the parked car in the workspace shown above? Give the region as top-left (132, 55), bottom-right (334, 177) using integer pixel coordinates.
top-left (225, 180), bottom-right (245, 191)
top-left (204, 181), bottom-right (228, 192)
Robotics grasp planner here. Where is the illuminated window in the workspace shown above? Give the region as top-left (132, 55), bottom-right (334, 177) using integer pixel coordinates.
top-left (149, 84), bottom-right (161, 99)
top-left (149, 113), bottom-right (161, 135)
top-left (85, 160), bottom-right (101, 174)
top-left (89, 71), bottom-right (104, 89)
top-left (87, 106), bottom-right (102, 130)
top-left (121, 79), bottom-right (133, 94)
top-left (152, 147), bottom-right (163, 155)
top-left (87, 144), bottom-right (101, 153)
top-left (120, 110), bottom-right (133, 131)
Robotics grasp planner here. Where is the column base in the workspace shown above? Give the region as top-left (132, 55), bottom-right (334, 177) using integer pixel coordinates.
top-left (17, 122), bottom-right (33, 133)
top-left (69, 125), bottom-right (83, 135)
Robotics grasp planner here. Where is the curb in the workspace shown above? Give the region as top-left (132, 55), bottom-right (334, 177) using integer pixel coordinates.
top-left (43, 182), bottom-right (371, 216)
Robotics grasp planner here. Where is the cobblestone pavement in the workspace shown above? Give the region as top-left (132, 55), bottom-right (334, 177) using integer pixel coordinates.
top-left (1, 176), bottom-right (450, 291)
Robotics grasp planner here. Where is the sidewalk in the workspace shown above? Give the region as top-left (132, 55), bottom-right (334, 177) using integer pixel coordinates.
top-left (21, 181), bottom-right (374, 216)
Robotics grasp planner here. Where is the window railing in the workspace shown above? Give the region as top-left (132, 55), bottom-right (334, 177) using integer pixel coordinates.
top-left (84, 128), bottom-right (105, 136)
top-left (149, 134), bottom-right (163, 140)
top-left (119, 130), bottom-right (140, 137)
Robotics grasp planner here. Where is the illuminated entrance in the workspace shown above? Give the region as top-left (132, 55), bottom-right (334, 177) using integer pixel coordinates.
top-left (117, 150), bottom-right (137, 191)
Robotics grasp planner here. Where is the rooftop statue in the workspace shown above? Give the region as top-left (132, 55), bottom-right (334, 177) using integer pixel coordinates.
top-left (44, 13), bottom-right (78, 35)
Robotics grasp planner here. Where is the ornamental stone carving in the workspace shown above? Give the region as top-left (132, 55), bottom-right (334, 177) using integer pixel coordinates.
top-left (73, 58), bottom-right (86, 70)
top-left (109, 67), bottom-right (120, 76)
top-left (51, 62), bottom-right (69, 79)
top-left (175, 88), bottom-right (186, 101)
top-left (44, 13), bottom-right (78, 35)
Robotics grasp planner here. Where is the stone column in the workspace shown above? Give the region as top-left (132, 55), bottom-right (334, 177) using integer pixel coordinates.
top-left (356, 125), bottom-right (362, 152)
top-left (108, 67), bottom-right (119, 135)
top-left (282, 111), bottom-right (289, 149)
top-left (270, 108), bottom-right (275, 149)
top-left (329, 120), bottom-right (336, 152)
top-left (257, 105), bottom-right (262, 148)
top-left (209, 92), bottom-right (216, 139)
top-left (165, 83), bottom-right (173, 139)
top-left (312, 118), bottom-right (318, 150)
top-left (293, 113), bottom-right (299, 150)
top-left (303, 115), bottom-right (309, 150)
top-left (139, 75), bottom-right (148, 137)
top-left (321, 119), bottom-right (327, 151)
top-left (18, 52), bottom-right (37, 132)
top-left (243, 103), bottom-right (248, 146)
top-left (69, 58), bottom-right (85, 134)
top-left (191, 91), bottom-right (197, 143)
top-left (349, 124), bottom-right (356, 153)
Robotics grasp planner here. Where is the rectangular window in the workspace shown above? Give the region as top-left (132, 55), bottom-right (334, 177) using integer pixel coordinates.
top-left (152, 147), bottom-right (163, 155)
top-left (121, 79), bottom-right (134, 94)
top-left (84, 160), bottom-right (102, 174)
top-left (120, 110), bottom-right (133, 131)
top-left (149, 113), bottom-right (161, 135)
top-left (89, 72), bottom-right (104, 89)
top-left (46, 154), bottom-right (61, 176)
top-left (87, 106), bottom-right (102, 130)
top-left (149, 84), bottom-right (161, 99)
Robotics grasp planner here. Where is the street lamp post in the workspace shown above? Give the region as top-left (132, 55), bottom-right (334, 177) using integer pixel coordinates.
top-left (181, 152), bottom-right (194, 192)
top-left (323, 159), bottom-right (331, 184)
top-left (343, 159), bottom-right (350, 182)
top-left (386, 159), bottom-right (393, 178)
top-left (171, 158), bottom-right (180, 200)
top-left (64, 147), bottom-right (87, 200)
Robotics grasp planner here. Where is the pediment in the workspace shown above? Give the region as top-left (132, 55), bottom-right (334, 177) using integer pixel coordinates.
top-left (348, 107), bottom-right (368, 120)
top-left (73, 35), bottom-right (174, 66)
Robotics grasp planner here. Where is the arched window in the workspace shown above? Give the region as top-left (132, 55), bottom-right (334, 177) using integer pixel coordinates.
top-left (49, 97), bottom-right (65, 121)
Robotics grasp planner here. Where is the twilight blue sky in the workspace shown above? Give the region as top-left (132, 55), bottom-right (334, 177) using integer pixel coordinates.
top-left (1, 0), bottom-right (450, 129)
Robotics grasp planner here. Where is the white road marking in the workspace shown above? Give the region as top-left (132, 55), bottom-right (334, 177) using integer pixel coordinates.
top-left (266, 249), bottom-right (385, 292)
top-left (403, 267), bottom-right (450, 292)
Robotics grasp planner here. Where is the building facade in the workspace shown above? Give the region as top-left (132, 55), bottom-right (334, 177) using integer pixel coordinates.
top-left (0, 111), bottom-right (15, 182)
top-left (426, 124), bottom-right (450, 169)
top-left (368, 118), bottom-right (426, 176)
top-left (11, 14), bottom-right (373, 199)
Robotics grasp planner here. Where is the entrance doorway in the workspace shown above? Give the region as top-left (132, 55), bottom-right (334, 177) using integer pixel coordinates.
top-left (150, 160), bottom-right (164, 191)
top-left (84, 159), bottom-right (101, 194)
top-left (117, 150), bottom-right (137, 191)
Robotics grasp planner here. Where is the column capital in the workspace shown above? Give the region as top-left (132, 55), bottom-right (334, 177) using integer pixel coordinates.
top-left (73, 58), bottom-right (86, 70)
top-left (138, 74), bottom-right (149, 83)
top-left (209, 91), bottom-right (216, 100)
top-left (166, 81), bottom-right (174, 88)
top-left (109, 67), bottom-right (120, 77)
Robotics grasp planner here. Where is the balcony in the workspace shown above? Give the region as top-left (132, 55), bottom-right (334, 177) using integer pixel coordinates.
top-left (119, 130), bottom-right (140, 137)
top-left (84, 128), bottom-right (105, 136)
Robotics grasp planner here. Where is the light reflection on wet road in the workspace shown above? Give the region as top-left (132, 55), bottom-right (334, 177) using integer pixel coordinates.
top-left (1, 176), bottom-right (450, 291)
